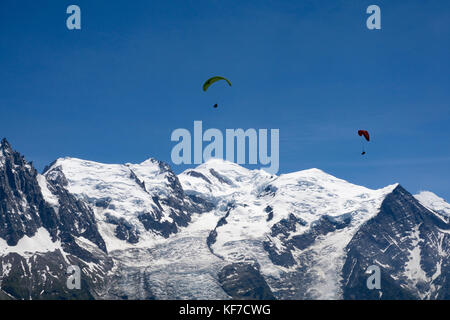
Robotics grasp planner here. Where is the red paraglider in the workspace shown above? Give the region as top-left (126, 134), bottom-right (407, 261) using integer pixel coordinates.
top-left (358, 130), bottom-right (370, 142)
top-left (358, 130), bottom-right (370, 155)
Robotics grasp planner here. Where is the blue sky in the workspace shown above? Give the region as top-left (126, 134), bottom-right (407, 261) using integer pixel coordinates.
top-left (0, 0), bottom-right (449, 200)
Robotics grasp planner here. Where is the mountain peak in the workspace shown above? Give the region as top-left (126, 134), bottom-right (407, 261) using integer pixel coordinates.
top-left (183, 158), bottom-right (254, 177)
top-left (298, 167), bottom-right (328, 175)
top-left (0, 138), bottom-right (31, 171)
top-left (136, 157), bottom-right (159, 166)
top-left (202, 157), bottom-right (244, 168)
top-left (279, 167), bottom-right (342, 183)
top-left (0, 138), bottom-right (11, 151)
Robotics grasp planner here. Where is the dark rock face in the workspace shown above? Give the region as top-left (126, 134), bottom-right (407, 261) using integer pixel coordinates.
top-left (342, 185), bottom-right (450, 300)
top-left (209, 169), bottom-right (233, 185)
top-left (290, 214), bottom-right (350, 251)
top-left (0, 252), bottom-right (92, 300)
top-left (138, 211), bottom-right (180, 238)
top-left (0, 249), bottom-right (112, 300)
top-left (184, 170), bottom-right (212, 184)
top-left (207, 204), bottom-right (234, 257)
top-left (106, 213), bottom-right (140, 244)
top-left (43, 166), bottom-right (107, 253)
top-left (263, 213), bottom-right (309, 267)
top-left (0, 139), bottom-right (51, 246)
top-left (0, 139), bottom-right (112, 300)
top-left (218, 262), bottom-right (275, 300)
top-left (130, 160), bottom-right (208, 239)
top-left (187, 194), bottom-right (215, 212)
top-left (265, 206), bottom-right (274, 221)
top-left (257, 184), bottom-right (277, 198)
top-left (129, 169), bottom-right (147, 192)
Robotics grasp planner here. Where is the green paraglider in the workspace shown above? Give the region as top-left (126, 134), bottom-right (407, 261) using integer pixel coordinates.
top-left (202, 76), bottom-right (232, 92)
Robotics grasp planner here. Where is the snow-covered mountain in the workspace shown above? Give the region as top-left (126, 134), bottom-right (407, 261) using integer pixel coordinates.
top-left (42, 157), bottom-right (206, 251)
top-left (0, 139), bottom-right (449, 300)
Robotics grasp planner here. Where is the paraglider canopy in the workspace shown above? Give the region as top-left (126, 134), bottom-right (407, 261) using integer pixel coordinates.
top-left (203, 76), bottom-right (232, 92)
top-left (358, 130), bottom-right (370, 142)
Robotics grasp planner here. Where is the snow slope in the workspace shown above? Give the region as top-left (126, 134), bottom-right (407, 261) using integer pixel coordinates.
top-left (0, 228), bottom-right (62, 256)
top-left (179, 158), bottom-right (274, 204)
top-left (415, 191), bottom-right (450, 217)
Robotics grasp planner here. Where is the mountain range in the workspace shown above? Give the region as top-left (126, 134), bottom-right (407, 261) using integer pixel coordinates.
top-left (0, 138), bottom-right (449, 300)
